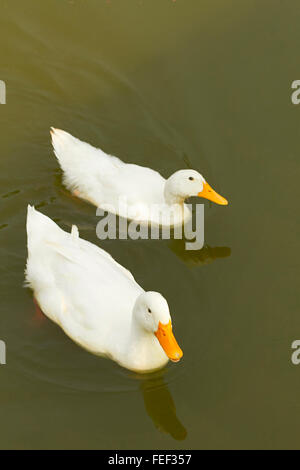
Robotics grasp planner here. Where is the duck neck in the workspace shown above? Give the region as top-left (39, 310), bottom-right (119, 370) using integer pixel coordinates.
top-left (129, 320), bottom-right (152, 350)
top-left (126, 318), bottom-right (158, 367)
top-left (164, 183), bottom-right (185, 206)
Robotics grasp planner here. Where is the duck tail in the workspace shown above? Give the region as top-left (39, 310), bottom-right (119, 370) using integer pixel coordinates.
top-left (50, 127), bottom-right (79, 165)
top-left (26, 205), bottom-right (61, 251)
top-left (50, 127), bottom-right (102, 192)
top-left (25, 206), bottom-right (63, 287)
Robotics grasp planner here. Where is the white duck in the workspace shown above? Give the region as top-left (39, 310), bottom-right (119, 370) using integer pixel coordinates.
top-left (51, 128), bottom-right (228, 226)
top-left (25, 206), bottom-right (183, 372)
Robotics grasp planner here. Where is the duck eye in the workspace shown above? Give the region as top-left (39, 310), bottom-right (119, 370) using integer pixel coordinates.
top-left (148, 308), bottom-right (152, 313)
top-left (189, 176), bottom-right (194, 181)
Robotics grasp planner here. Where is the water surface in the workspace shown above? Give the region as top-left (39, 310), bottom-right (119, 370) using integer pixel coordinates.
top-left (0, 0), bottom-right (300, 449)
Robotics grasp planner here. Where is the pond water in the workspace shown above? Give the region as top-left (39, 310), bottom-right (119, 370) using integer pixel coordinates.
top-left (0, 0), bottom-right (300, 449)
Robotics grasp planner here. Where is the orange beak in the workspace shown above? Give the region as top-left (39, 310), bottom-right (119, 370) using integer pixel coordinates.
top-left (155, 320), bottom-right (183, 362)
top-left (198, 182), bottom-right (228, 205)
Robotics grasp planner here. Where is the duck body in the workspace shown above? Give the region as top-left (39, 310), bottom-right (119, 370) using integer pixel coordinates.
top-left (25, 206), bottom-right (182, 372)
top-left (51, 129), bottom-right (227, 227)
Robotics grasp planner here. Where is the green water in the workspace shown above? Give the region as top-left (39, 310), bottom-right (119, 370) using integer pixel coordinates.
top-left (0, 0), bottom-right (300, 450)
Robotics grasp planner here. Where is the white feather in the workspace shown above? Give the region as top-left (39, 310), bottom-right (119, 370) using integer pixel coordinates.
top-left (25, 207), bottom-right (178, 372)
top-left (51, 128), bottom-right (192, 225)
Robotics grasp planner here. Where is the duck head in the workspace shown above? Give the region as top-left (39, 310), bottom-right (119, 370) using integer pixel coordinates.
top-left (133, 291), bottom-right (183, 363)
top-left (164, 169), bottom-right (228, 205)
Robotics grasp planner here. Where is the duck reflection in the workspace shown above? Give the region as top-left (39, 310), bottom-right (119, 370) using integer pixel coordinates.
top-left (170, 238), bottom-right (231, 267)
top-left (138, 370), bottom-right (187, 441)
